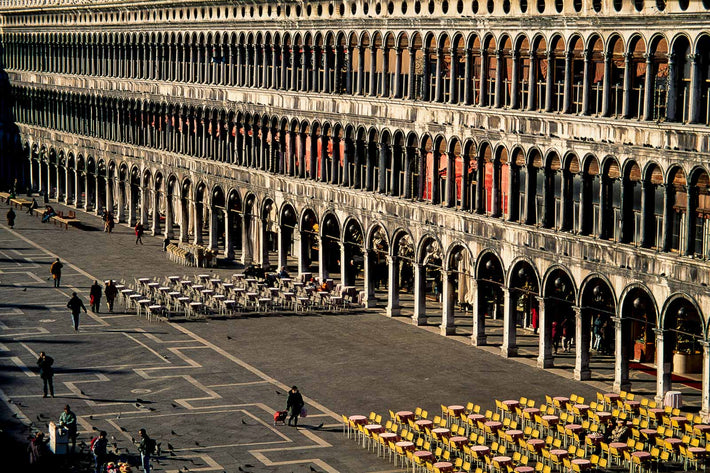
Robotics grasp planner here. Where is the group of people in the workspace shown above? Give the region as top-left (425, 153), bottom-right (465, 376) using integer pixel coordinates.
top-left (550, 313), bottom-right (614, 356)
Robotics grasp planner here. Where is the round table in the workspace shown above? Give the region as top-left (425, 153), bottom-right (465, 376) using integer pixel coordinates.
top-left (433, 462), bottom-right (454, 473)
top-left (503, 400), bottom-right (520, 410)
top-left (633, 451), bottom-right (652, 460)
top-left (553, 396), bottom-right (570, 406)
top-left (586, 433), bottom-right (604, 445)
top-left (484, 421), bottom-right (503, 432)
top-left (572, 459), bottom-right (592, 470)
top-left (573, 404), bottom-right (590, 415)
top-left (432, 427), bottom-right (451, 439)
top-left (349, 415), bottom-right (367, 425)
top-left (527, 439), bottom-right (545, 452)
top-left (448, 405), bottom-right (465, 417)
top-left (595, 411), bottom-right (612, 423)
top-left (468, 414), bottom-right (485, 422)
top-left (414, 451), bottom-right (435, 462)
top-left (395, 441), bottom-right (415, 451)
top-left (603, 393), bottom-right (621, 404)
top-left (492, 456), bottom-right (512, 467)
top-left (396, 410), bottom-right (414, 423)
top-left (450, 436), bottom-right (469, 448)
top-left (648, 408), bottom-right (665, 420)
top-left (515, 468), bottom-right (535, 473)
top-left (565, 424), bottom-right (584, 435)
top-left (551, 449), bottom-right (569, 459)
top-left (365, 424), bottom-right (384, 434)
top-left (640, 428), bottom-right (657, 440)
top-left (542, 415), bottom-right (559, 426)
top-left (380, 432), bottom-right (399, 443)
top-left (415, 419), bottom-right (434, 430)
top-left (523, 407), bottom-right (541, 416)
top-left (610, 442), bottom-right (629, 453)
top-left (505, 429), bottom-right (524, 441)
top-left (664, 438), bottom-right (682, 450)
top-left (471, 445), bottom-right (491, 456)
top-left (689, 447), bottom-right (707, 458)
top-left (624, 400), bottom-right (641, 409)
top-left (694, 424), bottom-right (710, 435)
top-left (671, 416), bottom-right (688, 426)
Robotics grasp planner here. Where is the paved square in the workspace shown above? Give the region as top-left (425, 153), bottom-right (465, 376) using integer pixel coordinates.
top-left (0, 202), bottom-right (655, 472)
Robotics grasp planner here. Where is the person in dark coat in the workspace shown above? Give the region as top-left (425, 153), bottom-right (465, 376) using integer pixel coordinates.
top-left (67, 292), bottom-right (87, 331)
top-left (91, 430), bottom-right (108, 473)
top-left (37, 351), bottom-right (54, 398)
top-left (89, 281), bottom-right (102, 313)
top-left (6, 207), bottom-right (16, 228)
top-left (105, 280), bottom-right (118, 313)
top-left (135, 223), bottom-right (144, 245)
top-left (50, 258), bottom-right (63, 287)
top-left (551, 320), bottom-right (561, 355)
top-left (286, 386), bottom-right (304, 427)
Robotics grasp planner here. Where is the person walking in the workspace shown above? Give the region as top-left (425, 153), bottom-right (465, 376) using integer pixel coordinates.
top-left (58, 404), bottom-right (77, 454)
top-left (91, 430), bottom-right (108, 473)
top-left (551, 320), bottom-right (561, 355)
top-left (105, 280), bottom-right (118, 313)
top-left (6, 207), bottom-right (16, 228)
top-left (67, 292), bottom-right (87, 332)
top-left (89, 281), bottom-right (102, 313)
top-left (286, 385), bottom-right (304, 427)
top-left (37, 351), bottom-right (54, 398)
top-left (135, 223), bottom-right (144, 245)
top-left (137, 428), bottom-right (155, 473)
top-left (50, 258), bottom-right (63, 288)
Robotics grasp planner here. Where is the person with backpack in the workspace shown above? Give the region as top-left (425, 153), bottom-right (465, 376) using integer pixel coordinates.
top-left (50, 258), bottom-right (63, 287)
top-left (137, 428), bottom-right (155, 473)
top-left (91, 431), bottom-right (108, 473)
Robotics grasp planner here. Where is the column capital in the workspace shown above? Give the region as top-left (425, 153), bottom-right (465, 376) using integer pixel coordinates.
top-left (623, 52), bottom-right (633, 61)
top-left (643, 52), bottom-right (654, 62)
top-left (687, 53), bottom-right (700, 64)
top-left (393, 47), bottom-right (402, 55)
top-left (495, 49), bottom-right (504, 57)
top-left (511, 50), bottom-right (520, 60)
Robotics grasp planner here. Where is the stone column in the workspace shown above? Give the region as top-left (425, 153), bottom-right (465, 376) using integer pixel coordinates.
top-left (301, 46), bottom-right (309, 91)
top-left (440, 270), bottom-right (455, 336)
top-left (311, 45), bottom-right (319, 92)
top-left (207, 205), bottom-right (218, 251)
top-left (223, 209), bottom-right (233, 259)
top-left (408, 47), bottom-right (417, 100)
top-left (434, 48), bottom-right (444, 102)
top-left (296, 231), bottom-right (307, 275)
top-left (403, 146), bottom-right (413, 199)
top-left (621, 53), bottom-right (632, 118)
top-left (339, 242), bottom-right (347, 285)
top-left (471, 279), bottom-right (486, 346)
top-left (655, 329), bottom-right (672, 403)
top-left (582, 50), bottom-right (593, 115)
top-left (494, 49), bottom-right (504, 108)
top-left (345, 46), bottom-right (353, 94)
top-left (684, 186), bottom-right (696, 256)
top-left (527, 51), bottom-right (537, 111)
top-left (342, 137), bottom-right (352, 187)
top-left (362, 250), bottom-right (376, 308)
top-left (151, 189), bottom-right (160, 236)
top-left (445, 151), bottom-right (456, 208)
top-left (701, 341), bottom-right (710, 420)
top-left (241, 215), bottom-right (251, 265)
top-left (192, 201), bottom-right (203, 245)
top-left (413, 262), bottom-right (427, 326)
top-left (105, 179), bottom-right (113, 215)
top-left (689, 54), bottom-right (701, 123)
top-left (501, 288), bottom-right (518, 357)
top-left (562, 52), bottom-right (573, 113)
top-left (378, 142), bottom-right (388, 194)
top-left (422, 47), bottom-right (430, 101)
top-left (666, 53), bottom-right (678, 122)
top-left (381, 46), bottom-right (390, 97)
top-left (449, 47), bottom-right (458, 104)
top-left (290, 48), bottom-right (298, 90)
top-left (333, 45), bottom-right (342, 93)
top-left (600, 51), bottom-right (612, 116)
top-left (613, 317), bottom-right (630, 392)
top-left (464, 48), bottom-right (473, 105)
top-left (369, 46), bottom-right (377, 96)
top-left (117, 182), bottom-right (125, 223)
top-left (386, 255), bottom-right (400, 317)
top-left (394, 47), bottom-right (403, 98)
top-left (573, 307), bottom-right (591, 380)
top-left (356, 47), bottom-right (365, 95)
top-left (537, 296), bottom-right (553, 368)
top-left (479, 49), bottom-right (488, 106)
top-left (661, 184), bottom-right (674, 252)
top-left (510, 51), bottom-right (520, 109)
top-left (331, 136), bottom-right (340, 185)
top-left (545, 50), bottom-right (554, 112)
top-left (643, 54), bottom-right (655, 121)
top-left (164, 194), bottom-right (174, 239)
top-left (323, 45), bottom-right (331, 93)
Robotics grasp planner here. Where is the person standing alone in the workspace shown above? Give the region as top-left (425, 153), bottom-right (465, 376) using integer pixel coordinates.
top-left (50, 258), bottom-right (63, 287)
top-left (286, 386), bottom-right (304, 427)
top-left (6, 207), bottom-right (15, 229)
top-left (89, 281), bottom-right (102, 313)
top-left (36, 351), bottom-right (54, 398)
top-left (67, 292), bottom-right (87, 331)
top-left (105, 280), bottom-right (118, 313)
top-left (58, 405), bottom-right (77, 454)
top-left (137, 428), bottom-right (155, 473)
top-left (135, 222), bottom-right (144, 245)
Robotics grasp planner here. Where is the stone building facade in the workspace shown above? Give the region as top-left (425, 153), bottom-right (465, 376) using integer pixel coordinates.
top-left (2, 0), bottom-right (710, 412)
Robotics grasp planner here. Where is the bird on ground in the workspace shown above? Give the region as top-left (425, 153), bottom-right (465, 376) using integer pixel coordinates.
top-left (116, 413), bottom-right (121, 420)
top-left (315, 423), bottom-right (323, 430)
top-left (245, 464), bottom-right (254, 468)
top-left (310, 467), bottom-right (318, 472)
top-left (131, 437), bottom-right (136, 444)
top-left (119, 426), bottom-right (127, 432)
top-left (275, 391), bottom-right (281, 395)
top-left (89, 415), bottom-right (93, 420)
top-left (79, 389), bottom-right (86, 396)
top-left (167, 442), bottom-right (174, 450)
top-left (194, 440), bottom-right (200, 446)
top-left (22, 288), bottom-right (26, 292)
top-left (136, 398), bottom-right (146, 403)
top-left (171, 430), bottom-right (178, 435)
top-left (227, 335), bottom-right (232, 340)
top-left (241, 419), bottom-right (248, 424)
top-left (171, 403), bottom-right (178, 408)
top-left (92, 426), bottom-right (98, 431)
top-left (135, 403), bottom-right (142, 408)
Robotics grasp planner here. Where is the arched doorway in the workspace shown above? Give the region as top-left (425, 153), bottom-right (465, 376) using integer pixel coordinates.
top-left (441, 244), bottom-right (472, 337)
top-left (578, 277), bottom-right (616, 380)
top-left (474, 252), bottom-right (506, 348)
top-left (226, 189), bottom-right (242, 260)
top-left (365, 225), bottom-right (389, 307)
top-left (278, 203), bottom-right (298, 272)
top-left (540, 268), bottom-right (576, 369)
top-left (209, 186), bottom-right (226, 254)
top-left (390, 231), bottom-right (415, 317)
top-left (342, 218), bottom-right (364, 291)
top-left (321, 213), bottom-right (341, 282)
top-left (413, 236), bottom-right (443, 327)
top-left (299, 208), bottom-right (319, 276)
top-left (262, 198), bottom-right (278, 269)
top-left (617, 287), bottom-right (657, 393)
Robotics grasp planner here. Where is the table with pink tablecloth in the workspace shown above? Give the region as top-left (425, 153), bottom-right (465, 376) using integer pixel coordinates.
top-left (542, 415), bottom-right (559, 426)
top-left (471, 445), bottom-right (491, 457)
top-left (565, 423), bottom-right (584, 435)
top-left (380, 432), bottom-right (399, 444)
top-left (432, 427), bottom-right (451, 439)
top-left (395, 440), bottom-right (415, 451)
top-left (572, 459), bottom-right (592, 470)
top-left (414, 451), bottom-right (435, 462)
top-left (365, 424), bottom-right (384, 434)
top-left (492, 456), bottom-right (512, 467)
top-left (450, 436), bottom-right (469, 448)
top-left (527, 439), bottom-right (545, 452)
top-left (448, 405), bottom-right (465, 417)
top-left (396, 410), bottom-right (414, 423)
top-left (505, 429), bottom-right (524, 441)
top-left (433, 462), bottom-right (454, 473)
top-left (349, 415), bottom-right (367, 425)
top-left (550, 449), bottom-right (568, 460)
top-left (415, 419), bottom-right (433, 430)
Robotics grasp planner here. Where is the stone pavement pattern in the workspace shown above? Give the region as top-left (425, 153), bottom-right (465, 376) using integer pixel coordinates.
top-left (0, 201), bottom-right (606, 472)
